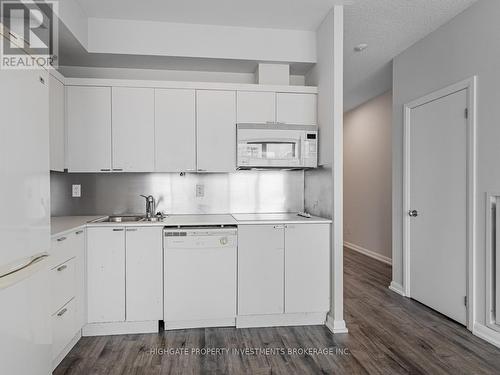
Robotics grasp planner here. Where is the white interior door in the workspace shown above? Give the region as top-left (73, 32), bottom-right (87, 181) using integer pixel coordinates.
top-left (408, 89), bottom-right (468, 325)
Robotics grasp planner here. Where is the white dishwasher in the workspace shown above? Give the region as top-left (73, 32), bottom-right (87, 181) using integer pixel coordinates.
top-left (163, 226), bottom-right (237, 329)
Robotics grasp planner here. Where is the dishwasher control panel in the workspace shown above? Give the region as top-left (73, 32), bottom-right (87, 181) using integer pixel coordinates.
top-left (164, 226), bottom-right (237, 249)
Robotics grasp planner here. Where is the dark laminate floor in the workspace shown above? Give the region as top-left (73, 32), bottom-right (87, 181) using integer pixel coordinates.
top-left (55, 249), bottom-right (500, 374)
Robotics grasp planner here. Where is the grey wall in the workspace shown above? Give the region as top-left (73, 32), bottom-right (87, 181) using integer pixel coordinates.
top-left (393, 0), bottom-right (498, 325)
top-left (344, 91), bottom-right (392, 261)
top-left (305, 166), bottom-right (332, 219)
top-left (50, 171), bottom-right (304, 216)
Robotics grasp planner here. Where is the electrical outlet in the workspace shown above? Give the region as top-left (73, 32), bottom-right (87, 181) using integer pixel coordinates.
top-left (196, 184), bottom-right (204, 198)
top-left (72, 184), bottom-right (81, 198)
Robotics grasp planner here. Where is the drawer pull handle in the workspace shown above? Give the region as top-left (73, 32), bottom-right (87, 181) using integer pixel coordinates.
top-left (113, 228), bottom-right (124, 232)
top-left (57, 308), bottom-right (67, 317)
top-left (75, 230), bottom-right (84, 235)
top-left (57, 265), bottom-right (67, 272)
top-left (57, 237), bottom-right (67, 242)
top-left (126, 228), bottom-right (137, 232)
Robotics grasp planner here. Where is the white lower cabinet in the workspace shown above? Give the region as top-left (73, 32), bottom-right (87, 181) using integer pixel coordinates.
top-left (125, 227), bottom-right (163, 321)
top-left (49, 228), bottom-right (86, 367)
top-left (50, 257), bottom-right (76, 314)
top-left (238, 225), bottom-right (284, 315)
top-left (87, 227), bottom-right (126, 323)
top-left (237, 223), bottom-right (330, 325)
top-left (86, 226), bottom-right (163, 328)
top-left (284, 224), bottom-right (330, 313)
top-left (52, 299), bottom-right (77, 361)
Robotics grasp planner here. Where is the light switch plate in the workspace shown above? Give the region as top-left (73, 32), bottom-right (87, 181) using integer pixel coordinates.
top-left (72, 184), bottom-right (81, 198)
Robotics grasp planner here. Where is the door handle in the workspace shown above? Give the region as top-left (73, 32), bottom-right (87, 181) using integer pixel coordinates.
top-left (113, 228), bottom-right (124, 232)
top-left (408, 210), bottom-right (418, 217)
top-left (57, 237), bottom-right (67, 242)
top-left (56, 264), bottom-right (67, 272)
top-left (57, 308), bottom-right (67, 317)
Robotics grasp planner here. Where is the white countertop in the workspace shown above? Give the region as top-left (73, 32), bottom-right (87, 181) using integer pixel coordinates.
top-left (51, 216), bottom-right (106, 237)
top-left (162, 214), bottom-right (237, 227)
top-left (51, 213), bottom-right (329, 237)
top-left (232, 213), bottom-right (332, 224)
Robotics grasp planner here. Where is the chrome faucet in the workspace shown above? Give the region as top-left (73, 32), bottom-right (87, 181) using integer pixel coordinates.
top-left (140, 195), bottom-right (156, 219)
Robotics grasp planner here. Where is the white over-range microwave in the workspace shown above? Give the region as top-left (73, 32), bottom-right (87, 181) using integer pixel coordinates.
top-left (237, 123), bottom-right (318, 169)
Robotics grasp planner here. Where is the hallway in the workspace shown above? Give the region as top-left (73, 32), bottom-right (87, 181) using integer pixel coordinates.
top-left (55, 249), bottom-right (500, 374)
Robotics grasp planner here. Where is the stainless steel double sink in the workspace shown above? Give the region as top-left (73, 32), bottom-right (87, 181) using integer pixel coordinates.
top-left (91, 215), bottom-right (162, 223)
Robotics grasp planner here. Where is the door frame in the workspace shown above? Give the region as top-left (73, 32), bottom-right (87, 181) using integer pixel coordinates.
top-left (402, 77), bottom-right (477, 330)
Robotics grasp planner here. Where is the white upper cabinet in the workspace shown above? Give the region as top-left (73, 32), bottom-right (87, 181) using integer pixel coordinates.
top-left (67, 86), bottom-right (112, 172)
top-left (155, 89), bottom-right (196, 172)
top-left (276, 93), bottom-right (317, 125)
top-left (112, 87), bottom-right (155, 172)
top-left (196, 90), bottom-right (236, 172)
top-left (236, 91), bottom-right (276, 123)
top-left (49, 74), bottom-right (65, 172)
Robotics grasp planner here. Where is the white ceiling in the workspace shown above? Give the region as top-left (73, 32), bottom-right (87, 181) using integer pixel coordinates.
top-left (343, 0), bottom-right (477, 110)
top-left (75, 0), bottom-right (341, 30)
top-left (69, 0), bottom-right (479, 109)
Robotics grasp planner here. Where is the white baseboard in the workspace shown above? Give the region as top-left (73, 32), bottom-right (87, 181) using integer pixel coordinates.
top-left (473, 322), bottom-right (500, 348)
top-left (165, 318), bottom-right (235, 330)
top-left (325, 314), bottom-right (348, 334)
top-left (52, 330), bottom-right (81, 371)
top-left (82, 320), bottom-right (159, 336)
top-left (389, 281), bottom-right (405, 296)
top-left (344, 241), bottom-right (392, 265)
top-left (236, 312), bottom-right (326, 328)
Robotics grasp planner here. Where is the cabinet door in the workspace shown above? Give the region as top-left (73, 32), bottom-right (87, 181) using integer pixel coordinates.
top-left (276, 93), bottom-right (317, 125)
top-left (155, 89), bottom-right (196, 172)
top-left (49, 75), bottom-right (65, 171)
top-left (112, 87), bottom-right (155, 172)
top-left (87, 227), bottom-right (125, 323)
top-left (67, 86), bottom-right (112, 172)
top-left (196, 90), bottom-right (236, 172)
top-left (238, 225), bottom-right (284, 315)
top-left (73, 229), bottom-right (86, 330)
top-left (125, 227), bottom-right (163, 321)
top-left (285, 224), bottom-right (330, 313)
top-left (237, 91), bottom-right (275, 123)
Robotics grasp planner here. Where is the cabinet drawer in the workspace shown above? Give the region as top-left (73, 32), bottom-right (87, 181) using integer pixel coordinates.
top-left (52, 299), bottom-right (77, 360)
top-left (50, 229), bottom-right (84, 268)
top-left (50, 258), bottom-right (76, 313)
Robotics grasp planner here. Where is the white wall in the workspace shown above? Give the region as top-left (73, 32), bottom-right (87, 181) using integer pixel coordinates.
top-left (58, 66), bottom-right (306, 85)
top-left (87, 18), bottom-right (316, 63)
top-left (304, 6), bottom-right (346, 333)
top-left (393, 0), bottom-right (499, 328)
top-left (344, 91), bottom-right (392, 263)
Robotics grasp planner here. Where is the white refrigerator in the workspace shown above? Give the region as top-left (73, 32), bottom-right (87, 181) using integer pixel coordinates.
top-left (0, 62), bottom-right (52, 374)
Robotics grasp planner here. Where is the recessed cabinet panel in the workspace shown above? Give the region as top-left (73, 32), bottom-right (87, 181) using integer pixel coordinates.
top-left (49, 75), bottom-right (65, 171)
top-left (196, 90), bottom-right (237, 172)
top-left (67, 86), bottom-right (112, 172)
top-left (155, 89), bottom-right (196, 172)
top-left (125, 227), bottom-right (163, 321)
top-left (112, 87), bottom-right (155, 172)
top-left (285, 224), bottom-right (330, 313)
top-left (276, 93), bottom-right (317, 125)
top-left (237, 91), bottom-right (276, 123)
top-left (87, 227), bottom-right (125, 323)
top-left (238, 225), bottom-right (284, 315)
